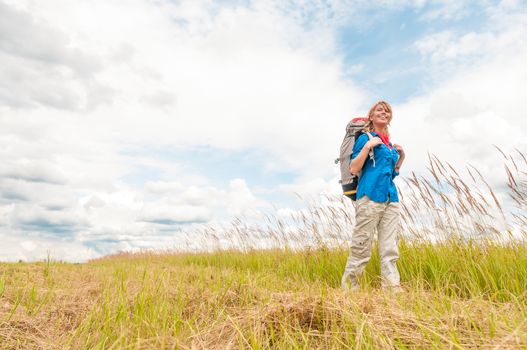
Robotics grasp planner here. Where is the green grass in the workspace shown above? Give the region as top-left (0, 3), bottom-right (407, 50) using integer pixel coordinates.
top-left (1, 239), bottom-right (526, 349)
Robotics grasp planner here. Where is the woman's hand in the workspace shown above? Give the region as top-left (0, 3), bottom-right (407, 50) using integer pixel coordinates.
top-left (366, 137), bottom-right (383, 150)
top-left (393, 144), bottom-right (405, 159)
top-left (350, 137), bottom-right (383, 175)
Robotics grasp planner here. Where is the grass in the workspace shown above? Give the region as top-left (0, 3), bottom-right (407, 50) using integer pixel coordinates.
top-left (1, 242), bottom-right (527, 349)
top-left (0, 150), bottom-right (526, 349)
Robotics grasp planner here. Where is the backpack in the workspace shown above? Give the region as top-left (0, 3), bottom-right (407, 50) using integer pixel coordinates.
top-left (335, 118), bottom-right (375, 200)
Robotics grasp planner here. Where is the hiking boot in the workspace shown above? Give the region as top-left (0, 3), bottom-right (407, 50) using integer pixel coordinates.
top-left (341, 279), bottom-right (360, 292)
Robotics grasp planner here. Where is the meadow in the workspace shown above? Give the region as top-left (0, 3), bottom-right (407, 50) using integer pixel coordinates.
top-left (0, 151), bottom-right (526, 349)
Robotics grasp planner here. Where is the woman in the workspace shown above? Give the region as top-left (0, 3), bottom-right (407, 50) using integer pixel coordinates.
top-left (341, 101), bottom-right (405, 291)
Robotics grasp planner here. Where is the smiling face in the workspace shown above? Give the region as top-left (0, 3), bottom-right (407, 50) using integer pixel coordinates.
top-left (368, 101), bottom-right (392, 130)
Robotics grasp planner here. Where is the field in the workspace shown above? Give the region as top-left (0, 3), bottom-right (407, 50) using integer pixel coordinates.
top-left (1, 152), bottom-right (526, 349)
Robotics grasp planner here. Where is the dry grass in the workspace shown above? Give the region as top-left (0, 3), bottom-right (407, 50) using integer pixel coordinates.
top-left (0, 264), bottom-right (101, 349)
top-left (1, 252), bottom-right (526, 349)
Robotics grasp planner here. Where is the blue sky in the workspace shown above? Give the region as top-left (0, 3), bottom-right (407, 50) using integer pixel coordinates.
top-left (1, 0), bottom-right (526, 261)
top-left (120, 145), bottom-right (298, 189)
top-left (337, 1), bottom-right (495, 103)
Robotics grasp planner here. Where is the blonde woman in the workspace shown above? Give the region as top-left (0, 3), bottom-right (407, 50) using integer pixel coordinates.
top-left (341, 101), bottom-right (405, 291)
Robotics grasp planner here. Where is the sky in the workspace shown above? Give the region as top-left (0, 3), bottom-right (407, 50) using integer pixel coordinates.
top-left (1, 0), bottom-right (526, 261)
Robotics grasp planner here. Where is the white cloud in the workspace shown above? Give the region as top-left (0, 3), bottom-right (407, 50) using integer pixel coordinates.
top-left (278, 176), bottom-right (340, 199)
top-left (227, 178), bottom-right (270, 216)
top-left (139, 203), bottom-right (211, 225)
top-left (0, 1), bottom-right (111, 110)
top-left (414, 2), bottom-right (527, 66)
top-left (145, 181), bottom-right (186, 194)
top-left (0, 171), bottom-right (268, 260)
top-left (2, 0), bottom-right (367, 173)
top-left (0, 232), bottom-right (100, 262)
top-left (419, 0), bottom-right (478, 21)
top-left (397, 8), bottom-right (527, 187)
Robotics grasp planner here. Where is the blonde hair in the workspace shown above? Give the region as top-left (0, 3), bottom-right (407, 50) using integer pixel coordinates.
top-left (363, 100), bottom-right (393, 136)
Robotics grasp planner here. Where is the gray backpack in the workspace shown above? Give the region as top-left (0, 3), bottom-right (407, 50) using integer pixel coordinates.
top-left (335, 118), bottom-right (374, 200)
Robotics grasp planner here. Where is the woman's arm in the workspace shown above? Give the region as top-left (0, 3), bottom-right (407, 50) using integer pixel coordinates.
top-left (350, 137), bottom-right (382, 175)
top-left (393, 144), bottom-right (405, 172)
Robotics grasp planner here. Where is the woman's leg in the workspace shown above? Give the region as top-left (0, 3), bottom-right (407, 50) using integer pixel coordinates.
top-left (377, 201), bottom-right (401, 288)
top-left (342, 196), bottom-right (381, 290)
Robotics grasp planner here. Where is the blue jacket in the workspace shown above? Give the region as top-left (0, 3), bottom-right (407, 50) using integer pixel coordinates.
top-left (351, 132), bottom-right (400, 203)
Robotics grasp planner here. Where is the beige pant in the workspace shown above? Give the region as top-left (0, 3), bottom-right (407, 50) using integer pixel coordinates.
top-left (342, 195), bottom-right (401, 290)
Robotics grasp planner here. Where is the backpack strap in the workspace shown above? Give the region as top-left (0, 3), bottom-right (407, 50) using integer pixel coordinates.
top-left (364, 132), bottom-right (376, 167)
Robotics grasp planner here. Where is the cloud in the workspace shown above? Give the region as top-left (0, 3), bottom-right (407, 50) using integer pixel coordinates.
top-left (10, 204), bottom-right (88, 236)
top-left (278, 177), bottom-right (339, 199)
top-left (0, 1), bottom-right (113, 110)
top-left (140, 90), bottom-right (177, 109)
top-left (0, 179), bottom-right (77, 212)
top-left (396, 31), bottom-right (527, 190)
top-left (414, 1), bottom-right (527, 67)
top-left (139, 203), bottom-right (211, 225)
top-left (145, 181), bottom-right (186, 194)
top-left (0, 2), bottom-right (100, 73)
top-left (0, 232), bottom-right (99, 262)
top-left (419, 0), bottom-right (479, 21)
top-left (0, 158), bottom-right (68, 185)
top-left (227, 178), bottom-right (269, 216)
